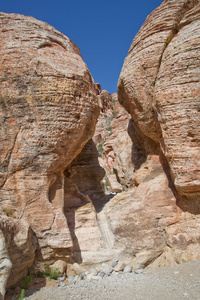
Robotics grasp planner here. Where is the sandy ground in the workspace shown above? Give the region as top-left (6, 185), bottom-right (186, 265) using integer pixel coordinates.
top-left (6, 259), bottom-right (200, 300)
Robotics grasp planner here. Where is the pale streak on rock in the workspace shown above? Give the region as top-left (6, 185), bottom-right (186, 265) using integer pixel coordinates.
top-left (0, 229), bottom-right (12, 300)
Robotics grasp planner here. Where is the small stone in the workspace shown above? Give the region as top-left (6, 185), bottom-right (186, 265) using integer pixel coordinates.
top-left (91, 275), bottom-right (102, 280)
top-left (86, 273), bottom-right (93, 280)
top-left (112, 271), bottom-right (119, 276)
top-left (101, 263), bottom-right (113, 276)
top-left (75, 275), bottom-right (79, 281)
top-left (89, 267), bottom-right (98, 276)
top-left (134, 269), bottom-right (144, 274)
top-left (112, 259), bottom-right (119, 268)
top-left (99, 272), bottom-right (105, 278)
top-left (123, 265), bottom-right (132, 273)
top-left (68, 276), bottom-right (75, 282)
top-left (114, 262), bottom-right (125, 272)
top-left (174, 271), bottom-right (179, 275)
top-left (57, 276), bottom-right (65, 282)
top-left (59, 282), bottom-right (66, 287)
top-left (80, 274), bottom-right (84, 280)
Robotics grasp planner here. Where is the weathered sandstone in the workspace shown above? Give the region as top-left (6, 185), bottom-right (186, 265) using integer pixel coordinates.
top-left (0, 225), bottom-right (12, 299)
top-left (1, 0), bottom-right (200, 295)
top-left (0, 12), bottom-right (100, 286)
top-left (105, 156), bottom-right (200, 269)
top-left (118, 0), bottom-right (200, 200)
top-left (0, 216), bottom-right (35, 290)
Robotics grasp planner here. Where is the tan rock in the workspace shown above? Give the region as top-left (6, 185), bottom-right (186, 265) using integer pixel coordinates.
top-left (107, 174), bottom-right (122, 193)
top-left (0, 229), bottom-right (12, 300)
top-left (94, 93), bottom-right (134, 191)
top-left (97, 90), bottom-right (113, 112)
top-left (0, 216), bottom-right (36, 288)
top-left (50, 260), bottom-right (67, 275)
top-left (93, 91), bottom-right (114, 146)
top-left (118, 0), bottom-right (200, 199)
top-left (114, 262), bottom-right (125, 272)
top-left (0, 12), bottom-right (100, 286)
top-left (105, 163), bottom-right (200, 269)
top-left (68, 263), bottom-right (86, 276)
top-left (154, 3), bottom-right (200, 200)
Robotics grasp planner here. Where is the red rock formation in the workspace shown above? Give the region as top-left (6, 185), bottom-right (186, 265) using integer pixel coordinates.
top-left (0, 12), bottom-right (100, 286)
top-left (1, 0), bottom-right (200, 292)
top-left (105, 159), bottom-right (200, 269)
top-left (94, 92), bottom-right (135, 193)
top-left (118, 0), bottom-right (200, 200)
top-left (116, 0), bottom-right (200, 267)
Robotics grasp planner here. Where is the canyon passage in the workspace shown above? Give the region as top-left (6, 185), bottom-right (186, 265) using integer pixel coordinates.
top-left (0, 0), bottom-right (200, 298)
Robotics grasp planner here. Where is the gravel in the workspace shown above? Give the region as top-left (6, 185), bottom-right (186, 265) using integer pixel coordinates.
top-left (12, 260), bottom-right (200, 300)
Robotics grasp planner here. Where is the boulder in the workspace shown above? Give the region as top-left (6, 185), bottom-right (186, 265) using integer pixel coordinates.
top-left (0, 229), bottom-right (12, 300)
top-left (118, 0), bottom-right (200, 200)
top-left (0, 12), bottom-right (100, 286)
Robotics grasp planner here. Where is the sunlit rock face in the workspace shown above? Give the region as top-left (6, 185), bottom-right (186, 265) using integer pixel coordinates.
top-left (115, 0), bottom-right (200, 267)
top-left (1, 0), bottom-right (200, 293)
top-left (118, 0), bottom-right (200, 200)
top-left (0, 12), bottom-right (100, 286)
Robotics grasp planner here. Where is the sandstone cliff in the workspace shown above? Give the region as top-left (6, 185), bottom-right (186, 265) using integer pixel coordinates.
top-left (118, 0), bottom-right (200, 201)
top-left (0, 0), bottom-right (200, 296)
top-left (116, 0), bottom-right (200, 267)
top-left (0, 12), bottom-right (100, 290)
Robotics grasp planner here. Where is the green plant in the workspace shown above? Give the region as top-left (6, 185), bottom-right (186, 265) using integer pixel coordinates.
top-left (49, 268), bottom-right (60, 280)
top-left (112, 112), bottom-right (116, 118)
top-left (112, 97), bottom-right (116, 104)
top-left (104, 176), bottom-right (109, 187)
top-left (97, 142), bottom-right (105, 157)
top-left (165, 35), bottom-right (173, 45)
top-left (164, 35), bottom-right (173, 50)
top-left (18, 289), bottom-right (25, 300)
top-left (20, 274), bottom-right (33, 290)
top-left (36, 271), bottom-right (46, 278)
top-left (3, 207), bottom-right (15, 218)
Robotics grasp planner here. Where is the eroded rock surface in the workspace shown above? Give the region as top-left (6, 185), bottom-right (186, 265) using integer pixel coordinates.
top-left (118, 0), bottom-right (200, 200)
top-left (115, 0), bottom-right (200, 268)
top-left (94, 93), bottom-right (135, 192)
top-left (0, 225), bottom-right (12, 300)
top-left (1, 1), bottom-right (200, 294)
top-left (0, 12), bottom-right (100, 286)
top-left (105, 157), bottom-right (200, 269)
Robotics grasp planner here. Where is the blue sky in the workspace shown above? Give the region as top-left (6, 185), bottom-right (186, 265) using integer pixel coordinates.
top-left (1, 0), bottom-right (162, 94)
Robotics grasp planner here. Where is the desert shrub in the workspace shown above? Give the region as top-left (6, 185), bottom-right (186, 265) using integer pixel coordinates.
top-left (18, 289), bottom-right (25, 300)
top-left (3, 207), bottom-right (15, 218)
top-left (49, 268), bottom-right (60, 280)
top-left (20, 274), bottom-right (33, 290)
top-left (97, 142), bottom-right (105, 157)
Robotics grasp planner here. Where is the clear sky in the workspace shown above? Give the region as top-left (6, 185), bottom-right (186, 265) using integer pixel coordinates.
top-left (1, 0), bottom-right (163, 94)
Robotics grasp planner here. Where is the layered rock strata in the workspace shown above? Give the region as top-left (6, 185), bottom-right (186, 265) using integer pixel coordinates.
top-left (1, 0), bottom-right (200, 294)
top-left (0, 12), bottom-right (100, 287)
top-left (94, 93), bottom-right (135, 192)
top-left (116, 0), bottom-right (200, 267)
top-left (118, 0), bottom-right (200, 200)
